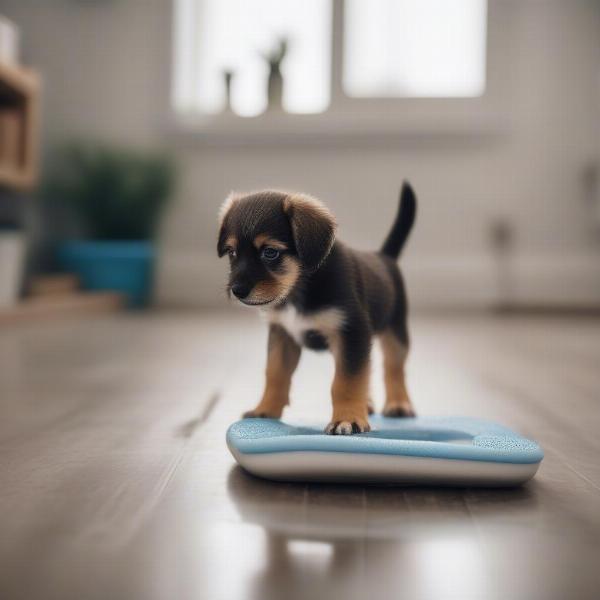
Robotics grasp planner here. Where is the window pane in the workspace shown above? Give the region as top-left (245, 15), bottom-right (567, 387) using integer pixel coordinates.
top-left (173, 0), bottom-right (332, 116)
top-left (344, 0), bottom-right (487, 98)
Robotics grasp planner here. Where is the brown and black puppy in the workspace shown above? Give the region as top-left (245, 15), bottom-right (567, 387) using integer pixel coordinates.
top-left (217, 184), bottom-right (417, 435)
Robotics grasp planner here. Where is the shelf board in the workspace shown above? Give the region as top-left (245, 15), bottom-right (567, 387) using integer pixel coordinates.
top-left (0, 61), bottom-right (39, 97)
top-left (0, 165), bottom-right (35, 190)
top-left (0, 62), bottom-right (41, 191)
top-left (0, 292), bottom-right (124, 325)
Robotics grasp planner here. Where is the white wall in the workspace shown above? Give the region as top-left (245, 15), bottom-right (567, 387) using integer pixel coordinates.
top-left (3, 0), bottom-right (600, 308)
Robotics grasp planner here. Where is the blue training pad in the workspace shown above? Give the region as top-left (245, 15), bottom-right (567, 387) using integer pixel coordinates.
top-left (227, 415), bottom-right (544, 465)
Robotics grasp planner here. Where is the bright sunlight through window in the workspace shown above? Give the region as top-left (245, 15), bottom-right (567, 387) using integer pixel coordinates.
top-left (172, 0), bottom-right (332, 117)
top-left (344, 0), bottom-right (487, 98)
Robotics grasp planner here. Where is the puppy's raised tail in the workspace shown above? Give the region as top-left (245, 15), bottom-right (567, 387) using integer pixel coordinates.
top-left (380, 181), bottom-right (417, 260)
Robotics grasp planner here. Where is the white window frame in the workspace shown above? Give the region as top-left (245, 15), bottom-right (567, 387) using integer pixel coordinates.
top-left (170, 0), bottom-right (506, 144)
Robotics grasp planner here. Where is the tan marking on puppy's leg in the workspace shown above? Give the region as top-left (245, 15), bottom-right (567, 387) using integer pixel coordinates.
top-left (325, 335), bottom-right (371, 435)
top-left (244, 324), bottom-right (301, 419)
top-left (379, 330), bottom-right (415, 418)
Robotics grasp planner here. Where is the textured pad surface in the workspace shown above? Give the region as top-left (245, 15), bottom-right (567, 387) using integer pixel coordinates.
top-left (227, 416), bottom-right (544, 464)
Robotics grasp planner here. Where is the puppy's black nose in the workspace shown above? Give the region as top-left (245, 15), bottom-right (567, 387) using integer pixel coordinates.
top-left (231, 283), bottom-right (251, 299)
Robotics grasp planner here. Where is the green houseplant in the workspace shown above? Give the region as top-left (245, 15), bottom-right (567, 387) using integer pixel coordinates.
top-left (45, 143), bottom-right (175, 307)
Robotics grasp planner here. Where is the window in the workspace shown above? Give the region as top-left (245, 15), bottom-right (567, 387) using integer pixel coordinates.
top-left (172, 0), bottom-right (332, 117)
top-left (344, 0), bottom-right (487, 98)
top-left (172, 0), bottom-right (487, 119)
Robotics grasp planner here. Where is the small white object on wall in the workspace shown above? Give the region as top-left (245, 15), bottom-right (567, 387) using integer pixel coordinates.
top-left (0, 15), bottom-right (20, 66)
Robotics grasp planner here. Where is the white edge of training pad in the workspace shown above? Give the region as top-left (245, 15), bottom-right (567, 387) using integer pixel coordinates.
top-left (230, 446), bottom-right (540, 486)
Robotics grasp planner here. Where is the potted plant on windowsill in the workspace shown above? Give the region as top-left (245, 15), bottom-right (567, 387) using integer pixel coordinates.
top-left (44, 143), bottom-right (175, 308)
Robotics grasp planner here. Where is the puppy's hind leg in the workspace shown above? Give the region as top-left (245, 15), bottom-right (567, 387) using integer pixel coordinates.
top-left (380, 328), bottom-right (416, 418)
top-left (243, 324), bottom-right (301, 419)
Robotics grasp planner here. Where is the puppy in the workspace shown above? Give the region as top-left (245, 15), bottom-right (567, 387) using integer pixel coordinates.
top-left (217, 184), bottom-right (417, 435)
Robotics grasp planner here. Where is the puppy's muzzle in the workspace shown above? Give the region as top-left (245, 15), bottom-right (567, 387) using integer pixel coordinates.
top-left (231, 282), bottom-right (251, 299)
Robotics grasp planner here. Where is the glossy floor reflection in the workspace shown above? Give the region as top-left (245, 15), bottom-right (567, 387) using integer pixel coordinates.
top-left (222, 468), bottom-right (563, 600)
top-left (0, 311), bottom-right (599, 600)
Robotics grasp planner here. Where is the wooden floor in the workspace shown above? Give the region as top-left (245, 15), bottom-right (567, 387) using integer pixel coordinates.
top-left (0, 311), bottom-right (599, 600)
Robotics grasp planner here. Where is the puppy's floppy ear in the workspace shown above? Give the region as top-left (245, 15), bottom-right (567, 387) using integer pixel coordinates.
top-left (217, 191), bottom-right (241, 256)
top-left (283, 193), bottom-right (337, 271)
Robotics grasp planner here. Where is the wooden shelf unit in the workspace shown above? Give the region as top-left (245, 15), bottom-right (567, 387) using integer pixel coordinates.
top-left (0, 61), bottom-right (40, 191)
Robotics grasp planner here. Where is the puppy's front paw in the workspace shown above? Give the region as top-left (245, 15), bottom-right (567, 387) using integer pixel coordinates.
top-left (325, 419), bottom-right (371, 435)
top-left (382, 404), bottom-right (416, 418)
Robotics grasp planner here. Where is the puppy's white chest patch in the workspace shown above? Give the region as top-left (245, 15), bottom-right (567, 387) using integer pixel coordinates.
top-left (267, 306), bottom-right (345, 345)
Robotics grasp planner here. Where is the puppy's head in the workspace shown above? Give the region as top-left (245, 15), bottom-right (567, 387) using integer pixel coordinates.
top-left (217, 190), bottom-right (336, 306)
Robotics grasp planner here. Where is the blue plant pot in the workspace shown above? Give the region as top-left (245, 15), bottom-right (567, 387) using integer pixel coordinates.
top-left (58, 240), bottom-right (155, 308)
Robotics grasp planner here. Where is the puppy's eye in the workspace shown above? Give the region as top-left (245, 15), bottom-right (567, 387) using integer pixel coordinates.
top-left (227, 248), bottom-right (237, 258)
top-left (261, 247), bottom-right (280, 261)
